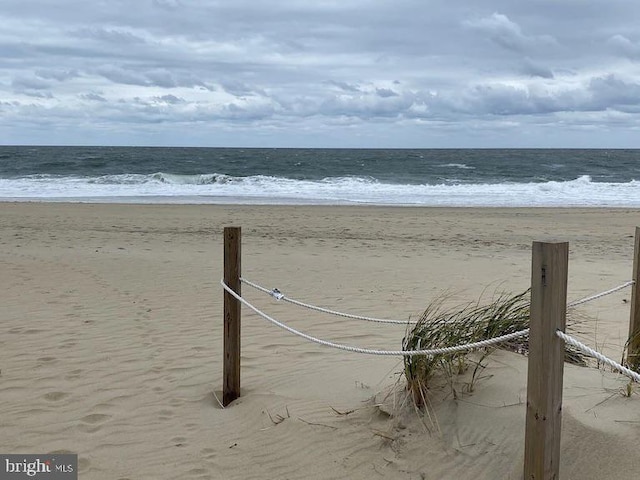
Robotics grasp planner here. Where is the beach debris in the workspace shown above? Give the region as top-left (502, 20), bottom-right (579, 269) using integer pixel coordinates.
top-left (266, 406), bottom-right (290, 425)
top-left (297, 417), bottom-right (338, 430)
top-left (330, 406), bottom-right (355, 416)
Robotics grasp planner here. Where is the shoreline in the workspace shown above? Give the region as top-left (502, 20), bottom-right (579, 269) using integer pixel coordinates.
top-left (4, 198), bottom-right (640, 208)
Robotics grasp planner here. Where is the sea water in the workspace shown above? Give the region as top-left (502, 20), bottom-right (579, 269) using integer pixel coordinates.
top-left (0, 146), bottom-right (639, 206)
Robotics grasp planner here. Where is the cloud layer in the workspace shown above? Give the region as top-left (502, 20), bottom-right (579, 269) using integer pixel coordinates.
top-left (1, 0), bottom-right (640, 147)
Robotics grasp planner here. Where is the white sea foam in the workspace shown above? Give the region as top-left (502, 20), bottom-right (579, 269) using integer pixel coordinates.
top-left (436, 163), bottom-right (476, 169)
top-left (1, 173), bottom-right (639, 207)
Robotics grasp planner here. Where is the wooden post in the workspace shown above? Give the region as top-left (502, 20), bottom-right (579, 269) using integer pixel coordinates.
top-left (524, 241), bottom-right (568, 480)
top-left (628, 227), bottom-right (640, 371)
top-left (223, 227), bottom-right (241, 406)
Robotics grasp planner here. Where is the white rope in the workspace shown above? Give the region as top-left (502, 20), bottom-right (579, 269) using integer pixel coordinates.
top-left (567, 280), bottom-right (634, 308)
top-left (240, 277), bottom-right (416, 324)
top-left (556, 330), bottom-right (640, 383)
top-left (222, 279), bottom-right (529, 356)
top-left (242, 277), bottom-right (634, 323)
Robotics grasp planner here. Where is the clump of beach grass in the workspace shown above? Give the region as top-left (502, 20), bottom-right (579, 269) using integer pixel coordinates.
top-left (403, 289), bottom-right (585, 408)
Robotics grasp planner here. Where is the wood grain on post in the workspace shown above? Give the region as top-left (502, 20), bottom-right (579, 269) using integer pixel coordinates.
top-left (223, 227), bottom-right (241, 406)
top-left (524, 241), bottom-right (568, 480)
top-left (628, 227), bottom-right (640, 371)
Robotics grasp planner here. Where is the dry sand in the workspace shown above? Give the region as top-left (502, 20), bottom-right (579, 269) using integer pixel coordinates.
top-left (1, 203), bottom-right (639, 479)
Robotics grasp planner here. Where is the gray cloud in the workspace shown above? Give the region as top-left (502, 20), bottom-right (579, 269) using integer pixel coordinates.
top-left (1, 0), bottom-right (640, 146)
top-left (520, 58), bottom-right (554, 79)
top-left (153, 94), bottom-right (185, 105)
top-left (463, 12), bottom-right (556, 53)
top-left (72, 27), bottom-right (147, 45)
top-left (588, 75), bottom-right (640, 112)
top-left (95, 66), bottom-right (147, 86)
top-left (79, 93), bottom-right (107, 102)
top-left (221, 81), bottom-right (262, 97)
top-left (607, 34), bottom-right (640, 59)
top-left (93, 65), bottom-right (211, 90)
top-left (327, 81), bottom-right (362, 93)
top-left (152, 0), bottom-right (182, 10)
top-left (12, 76), bottom-right (51, 90)
top-left (35, 69), bottom-right (80, 81)
top-left (376, 88), bottom-right (399, 98)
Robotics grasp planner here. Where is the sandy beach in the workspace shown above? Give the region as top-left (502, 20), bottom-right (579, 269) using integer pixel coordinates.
top-left (1, 203), bottom-right (639, 479)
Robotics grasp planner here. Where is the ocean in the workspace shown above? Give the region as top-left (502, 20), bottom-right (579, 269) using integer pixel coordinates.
top-left (1, 146), bottom-right (639, 206)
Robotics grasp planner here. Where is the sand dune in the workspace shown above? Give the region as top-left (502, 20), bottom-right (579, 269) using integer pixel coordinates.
top-left (1, 203), bottom-right (639, 479)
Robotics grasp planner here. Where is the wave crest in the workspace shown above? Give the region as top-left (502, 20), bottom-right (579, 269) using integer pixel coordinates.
top-left (151, 172), bottom-right (234, 185)
top-left (1, 173), bottom-right (639, 206)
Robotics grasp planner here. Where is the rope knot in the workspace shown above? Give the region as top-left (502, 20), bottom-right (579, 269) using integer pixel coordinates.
top-left (270, 288), bottom-right (284, 300)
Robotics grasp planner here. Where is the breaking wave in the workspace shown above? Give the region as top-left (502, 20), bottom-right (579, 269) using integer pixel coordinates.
top-left (0, 173), bottom-right (639, 207)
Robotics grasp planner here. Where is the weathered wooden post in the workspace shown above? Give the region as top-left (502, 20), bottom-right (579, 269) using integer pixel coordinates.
top-left (524, 241), bottom-right (568, 480)
top-left (223, 227), bottom-right (241, 406)
top-left (627, 227), bottom-right (640, 371)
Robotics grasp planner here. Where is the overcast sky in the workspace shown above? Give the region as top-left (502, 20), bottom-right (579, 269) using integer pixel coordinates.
top-left (2, 0), bottom-right (640, 148)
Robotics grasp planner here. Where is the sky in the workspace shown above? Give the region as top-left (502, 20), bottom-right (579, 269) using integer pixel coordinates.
top-left (1, 0), bottom-right (640, 148)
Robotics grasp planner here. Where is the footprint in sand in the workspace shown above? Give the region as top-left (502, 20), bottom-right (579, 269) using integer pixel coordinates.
top-left (65, 369), bottom-right (83, 380)
top-left (81, 413), bottom-right (111, 424)
top-left (78, 413), bottom-right (112, 433)
top-left (158, 409), bottom-right (174, 420)
top-left (43, 391), bottom-right (70, 402)
top-left (200, 447), bottom-right (216, 460)
top-left (37, 356), bottom-right (57, 363)
top-left (186, 468), bottom-right (208, 476)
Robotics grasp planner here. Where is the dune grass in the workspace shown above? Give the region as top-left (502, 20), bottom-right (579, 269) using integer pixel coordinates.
top-left (403, 290), bottom-right (586, 408)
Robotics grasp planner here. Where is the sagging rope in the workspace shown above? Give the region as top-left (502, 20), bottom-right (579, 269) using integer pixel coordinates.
top-left (556, 330), bottom-right (640, 383)
top-left (222, 279), bottom-right (529, 356)
top-left (240, 277), bottom-right (416, 325)
top-left (241, 277), bottom-right (634, 323)
top-left (224, 278), bottom-right (640, 382)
